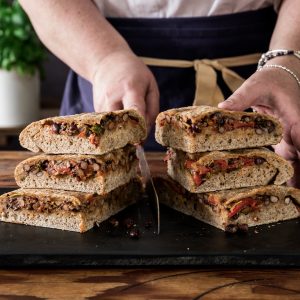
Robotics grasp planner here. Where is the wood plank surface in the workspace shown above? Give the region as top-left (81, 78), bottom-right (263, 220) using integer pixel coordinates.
top-left (0, 268), bottom-right (300, 299)
top-left (0, 151), bottom-right (300, 299)
top-left (0, 151), bottom-right (34, 187)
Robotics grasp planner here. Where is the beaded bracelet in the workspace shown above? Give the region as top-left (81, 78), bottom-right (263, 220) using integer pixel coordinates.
top-left (257, 49), bottom-right (300, 70)
top-left (258, 64), bottom-right (300, 88)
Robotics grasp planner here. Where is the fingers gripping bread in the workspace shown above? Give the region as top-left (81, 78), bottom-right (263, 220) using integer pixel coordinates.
top-left (155, 106), bottom-right (283, 152)
top-left (15, 145), bottom-right (138, 194)
top-left (20, 110), bottom-right (147, 154)
top-left (0, 178), bottom-right (142, 233)
top-left (155, 177), bottom-right (300, 232)
top-left (167, 147), bottom-right (294, 193)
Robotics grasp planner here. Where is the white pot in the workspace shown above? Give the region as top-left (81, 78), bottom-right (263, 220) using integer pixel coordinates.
top-left (0, 69), bottom-right (40, 128)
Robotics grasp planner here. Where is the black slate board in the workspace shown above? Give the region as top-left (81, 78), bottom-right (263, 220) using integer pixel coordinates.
top-left (1, 188), bottom-right (300, 267)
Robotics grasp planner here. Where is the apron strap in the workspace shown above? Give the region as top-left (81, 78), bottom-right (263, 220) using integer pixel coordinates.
top-left (141, 53), bottom-right (261, 106)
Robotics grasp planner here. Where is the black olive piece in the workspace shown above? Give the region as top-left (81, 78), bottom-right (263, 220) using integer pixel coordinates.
top-left (51, 123), bottom-right (60, 134)
top-left (225, 224), bottom-right (238, 233)
top-left (254, 157), bottom-right (265, 165)
top-left (228, 158), bottom-right (235, 165)
top-left (186, 119), bottom-right (192, 125)
top-left (70, 122), bottom-right (78, 132)
top-left (230, 213), bottom-right (240, 220)
top-left (241, 115), bottom-right (251, 122)
top-left (217, 117), bottom-right (225, 126)
top-left (107, 113), bottom-right (115, 121)
top-left (191, 125), bottom-right (201, 133)
top-left (124, 218), bottom-right (135, 229)
top-left (267, 125), bottom-right (275, 133)
top-left (211, 112), bottom-right (221, 120)
top-left (61, 123), bottom-right (68, 131)
top-left (237, 223), bottom-right (249, 233)
top-left (209, 162), bottom-right (215, 168)
top-left (87, 158), bottom-right (96, 165)
top-left (40, 160), bottom-right (49, 170)
top-left (129, 115), bottom-right (139, 122)
top-left (128, 228), bottom-right (140, 239)
top-left (109, 218), bottom-right (119, 228)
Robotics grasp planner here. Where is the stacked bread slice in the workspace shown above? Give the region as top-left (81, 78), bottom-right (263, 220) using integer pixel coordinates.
top-left (0, 110), bottom-right (146, 233)
top-left (155, 106), bottom-right (300, 232)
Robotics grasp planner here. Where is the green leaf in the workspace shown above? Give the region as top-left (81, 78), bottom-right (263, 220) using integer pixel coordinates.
top-left (11, 12), bottom-right (25, 25)
top-left (91, 124), bottom-right (104, 135)
top-left (0, 0), bottom-right (45, 76)
top-left (13, 27), bottom-right (29, 39)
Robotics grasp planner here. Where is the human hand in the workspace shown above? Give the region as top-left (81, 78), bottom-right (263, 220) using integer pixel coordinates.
top-left (92, 49), bottom-right (159, 132)
top-left (218, 56), bottom-right (300, 187)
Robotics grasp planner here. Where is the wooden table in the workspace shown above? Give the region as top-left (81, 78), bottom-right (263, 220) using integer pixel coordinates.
top-left (0, 151), bottom-right (300, 299)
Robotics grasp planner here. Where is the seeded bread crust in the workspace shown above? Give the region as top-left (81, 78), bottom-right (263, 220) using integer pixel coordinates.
top-left (155, 177), bottom-right (300, 231)
top-left (14, 146), bottom-right (138, 194)
top-left (0, 179), bottom-right (142, 233)
top-left (19, 110), bottom-right (146, 154)
top-left (167, 147), bottom-right (294, 193)
top-left (155, 106), bottom-right (283, 152)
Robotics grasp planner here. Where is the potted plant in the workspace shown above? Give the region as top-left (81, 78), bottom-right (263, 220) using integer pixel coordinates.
top-left (0, 0), bottom-right (45, 128)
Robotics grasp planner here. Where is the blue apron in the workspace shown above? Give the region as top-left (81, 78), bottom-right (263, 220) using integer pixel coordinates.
top-left (60, 7), bottom-right (277, 151)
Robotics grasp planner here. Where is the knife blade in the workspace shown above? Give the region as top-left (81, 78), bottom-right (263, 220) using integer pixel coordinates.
top-left (136, 145), bottom-right (160, 235)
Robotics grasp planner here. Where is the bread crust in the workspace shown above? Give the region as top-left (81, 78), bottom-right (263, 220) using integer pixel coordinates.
top-left (19, 109), bottom-right (146, 154)
top-left (167, 147), bottom-right (293, 193)
top-left (155, 106), bottom-right (283, 152)
top-left (155, 177), bottom-right (300, 231)
top-left (0, 178), bottom-right (142, 232)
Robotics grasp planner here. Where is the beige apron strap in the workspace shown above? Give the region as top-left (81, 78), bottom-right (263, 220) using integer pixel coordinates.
top-left (193, 60), bottom-right (223, 106)
top-left (141, 53), bottom-right (261, 106)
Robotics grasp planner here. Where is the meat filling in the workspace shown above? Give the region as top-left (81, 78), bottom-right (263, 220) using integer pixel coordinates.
top-left (160, 112), bottom-right (275, 136)
top-left (184, 156), bottom-right (266, 187)
top-left (44, 112), bottom-right (139, 146)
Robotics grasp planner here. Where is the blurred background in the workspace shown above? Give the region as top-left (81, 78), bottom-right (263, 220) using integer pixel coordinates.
top-left (0, 0), bottom-right (68, 150)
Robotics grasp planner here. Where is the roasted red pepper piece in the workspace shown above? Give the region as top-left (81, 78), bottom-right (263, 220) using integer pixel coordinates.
top-left (233, 121), bottom-right (255, 129)
top-left (228, 197), bottom-right (258, 218)
top-left (196, 165), bottom-right (211, 175)
top-left (184, 159), bottom-right (195, 169)
top-left (192, 173), bottom-right (203, 186)
top-left (242, 157), bottom-right (255, 166)
top-left (214, 159), bottom-right (228, 170)
top-left (207, 195), bottom-right (218, 206)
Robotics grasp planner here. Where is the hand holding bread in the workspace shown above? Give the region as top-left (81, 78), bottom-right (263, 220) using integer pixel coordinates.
top-left (156, 105), bottom-right (300, 232)
top-left (219, 66), bottom-right (300, 188)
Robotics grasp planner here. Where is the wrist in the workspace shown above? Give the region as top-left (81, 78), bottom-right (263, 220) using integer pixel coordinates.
top-left (91, 47), bottom-right (143, 83)
top-left (259, 56), bottom-right (300, 89)
top-left (91, 46), bottom-right (133, 83)
top-left (265, 55), bottom-right (300, 75)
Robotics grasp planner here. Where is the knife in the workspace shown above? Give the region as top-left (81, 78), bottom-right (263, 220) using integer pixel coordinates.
top-left (136, 145), bottom-right (160, 235)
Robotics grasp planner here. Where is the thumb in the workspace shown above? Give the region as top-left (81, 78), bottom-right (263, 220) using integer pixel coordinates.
top-left (122, 90), bottom-right (146, 120)
top-left (218, 79), bottom-right (259, 111)
top-left (291, 122), bottom-right (300, 160)
top-left (122, 89), bottom-right (152, 134)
